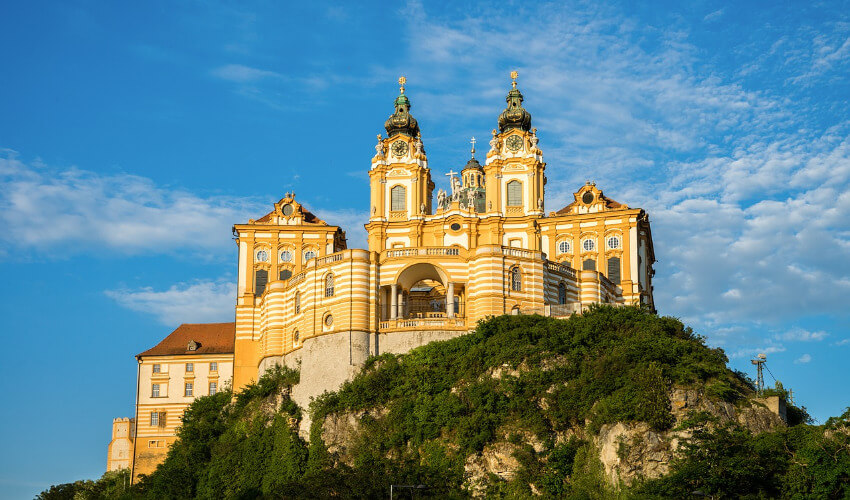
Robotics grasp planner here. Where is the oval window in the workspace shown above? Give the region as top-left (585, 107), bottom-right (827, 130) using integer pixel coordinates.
top-left (607, 236), bottom-right (620, 249)
top-left (582, 192), bottom-right (595, 204)
top-left (450, 223), bottom-right (461, 231)
top-left (280, 250), bottom-right (293, 262)
top-left (324, 314), bottom-right (333, 327)
top-left (282, 204), bottom-right (294, 216)
top-left (582, 239), bottom-right (595, 252)
top-left (256, 250), bottom-right (269, 262)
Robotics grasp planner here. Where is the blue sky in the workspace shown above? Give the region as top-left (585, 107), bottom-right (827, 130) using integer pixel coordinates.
top-left (1, 0), bottom-right (849, 497)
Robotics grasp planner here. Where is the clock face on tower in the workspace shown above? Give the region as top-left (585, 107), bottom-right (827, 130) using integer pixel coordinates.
top-left (505, 135), bottom-right (523, 152)
top-left (391, 140), bottom-right (409, 157)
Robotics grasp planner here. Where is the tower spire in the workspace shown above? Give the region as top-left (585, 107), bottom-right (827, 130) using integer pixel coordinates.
top-left (384, 76), bottom-right (419, 138)
top-left (498, 70), bottom-right (532, 133)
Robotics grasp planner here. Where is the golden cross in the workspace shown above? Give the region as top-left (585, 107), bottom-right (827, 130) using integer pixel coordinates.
top-left (398, 76), bottom-right (406, 93)
top-left (510, 70), bottom-right (518, 88)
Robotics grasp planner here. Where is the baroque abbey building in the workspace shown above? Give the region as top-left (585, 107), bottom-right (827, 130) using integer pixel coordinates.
top-left (230, 74), bottom-right (656, 396)
top-left (113, 74), bottom-right (657, 476)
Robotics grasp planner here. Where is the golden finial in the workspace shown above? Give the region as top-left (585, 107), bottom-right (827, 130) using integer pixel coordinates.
top-left (510, 70), bottom-right (518, 88)
top-left (470, 136), bottom-right (476, 158)
top-left (398, 76), bottom-right (407, 94)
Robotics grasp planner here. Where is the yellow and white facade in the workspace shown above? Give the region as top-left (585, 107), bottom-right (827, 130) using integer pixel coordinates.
top-left (130, 323), bottom-right (234, 482)
top-left (231, 74), bottom-right (656, 399)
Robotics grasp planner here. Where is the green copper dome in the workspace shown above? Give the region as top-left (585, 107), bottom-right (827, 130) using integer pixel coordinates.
top-left (498, 86), bottom-right (532, 133)
top-left (385, 91), bottom-right (419, 138)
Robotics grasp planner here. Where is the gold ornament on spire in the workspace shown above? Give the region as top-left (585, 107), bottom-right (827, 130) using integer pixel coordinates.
top-left (470, 136), bottom-right (476, 158)
top-left (510, 70), bottom-right (518, 88)
top-left (398, 76), bottom-right (407, 94)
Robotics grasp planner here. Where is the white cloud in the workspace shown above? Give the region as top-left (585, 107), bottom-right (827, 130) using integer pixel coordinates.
top-left (703, 9), bottom-right (724, 22)
top-left (794, 353), bottom-right (812, 364)
top-left (105, 280), bottom-right (235, 326)
top-left (211, 64), bottom-right (282, 83)
top-left (777, 329), bottom-right (829, 342)
top-left (0, 151), bottom-right (262, 257)
top-left (835, 339), bottom-right (850, 346)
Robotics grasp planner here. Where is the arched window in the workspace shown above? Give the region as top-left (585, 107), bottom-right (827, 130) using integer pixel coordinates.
top-left (255, 269), bottom-right (268, 295)
top-left (511, 267), bottom-right (522, 291)
top-left (294, 330), bottom-right (299, 343)
top-left (607, 257), bottom-right (621, 284)
top-left (582, 259), bottom-right (596, 271)
top-left (506, 180), bottom-right (522, 207)
top-left (558, 282), bottom-right (567, 305)
top-left (294, 291), bottom-right (301, 314)
top-left (325, 273), bottom-right (334, 297)
top-left (391, 185), bottom-right (406, 211)
top-left (279, 269), bottom-right (292, 281)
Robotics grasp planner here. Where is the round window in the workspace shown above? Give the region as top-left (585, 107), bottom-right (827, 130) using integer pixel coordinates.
top-left (450, 223), bottom-right (461, 231)
top-left (582, 192), bottom-right (595, 204)
top-left (607, 236), bottom-right (620, 249)
top-left (282, 204), bottom-right (294, 216)
top-left (582, 239), bottom-right (595, 252)
top-left (280, 250), bottom-right (293, 262)
top-left (324, 314), bottom-right (333, 327)
top-left (256, 250), bottom-right (269, 262)
top-left (304, 250), bottom-right (316, 262)
top-left (558, 240), bottom-right (571, 254)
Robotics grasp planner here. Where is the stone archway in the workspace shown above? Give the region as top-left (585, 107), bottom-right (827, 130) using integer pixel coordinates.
top-left (386, 263), bottom-right (461, 319)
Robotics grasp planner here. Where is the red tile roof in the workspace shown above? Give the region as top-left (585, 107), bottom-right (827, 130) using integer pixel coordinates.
top-left (137, 322), bottom-right (235, 358)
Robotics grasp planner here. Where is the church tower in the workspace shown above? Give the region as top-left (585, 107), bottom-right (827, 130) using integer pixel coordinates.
top-left (484, 72), bottom-right (546, 219)
top-left (367, 77), bottom-right (435, 251)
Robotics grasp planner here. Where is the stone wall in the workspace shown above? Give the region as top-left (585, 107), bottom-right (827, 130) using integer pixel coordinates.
top-left (258, 328), bottom-right (470, 436)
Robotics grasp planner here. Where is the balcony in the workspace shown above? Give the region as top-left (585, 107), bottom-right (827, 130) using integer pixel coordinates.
top-left (382, 246), bottom-right (466, 260)
top-left (379, 313), bottom-right (467, 332)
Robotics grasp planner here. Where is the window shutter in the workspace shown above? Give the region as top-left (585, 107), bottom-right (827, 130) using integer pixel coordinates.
top-left (583, 259), bottom-right (596, 271)
top-left (507, 181), bottom-right (522, 206)
top-left (279, 269), bottom-right (292, 280)
top-left (391, 185), bottom-right (406, 211)
top-left (607, 257), bottom-right (621, 284)
top-left (255, 269), bottom-right (268, 295)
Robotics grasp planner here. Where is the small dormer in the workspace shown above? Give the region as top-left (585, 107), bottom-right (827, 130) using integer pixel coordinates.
top-left (187, 340), bottom-right (199, 352)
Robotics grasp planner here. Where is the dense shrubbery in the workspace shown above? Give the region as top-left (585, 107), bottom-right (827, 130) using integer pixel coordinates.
top-left (39, 307), bottom-right (849, 498)
top-left (634, 409), bottom-right (850, 498)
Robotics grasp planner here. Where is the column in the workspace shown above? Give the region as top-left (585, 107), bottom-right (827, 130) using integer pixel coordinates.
top-left (397, 288), bottom-right (404, 319)
top-left (390, 284), bottom-right (398, 320)
top-left (447, 282), bottom-right (455, 318)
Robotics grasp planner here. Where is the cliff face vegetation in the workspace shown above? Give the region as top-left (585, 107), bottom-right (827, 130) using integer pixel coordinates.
top-left (41, 307), bottom-right (850, 499)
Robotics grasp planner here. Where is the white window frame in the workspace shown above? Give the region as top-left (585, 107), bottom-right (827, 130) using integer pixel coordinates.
top-left (150, 411), bottom-right (159, 427)
top-left (303, 250), bottom-right (316, 263)
top-left (185, 382), bottom-right (193, 397)
top-left (390, 185), bottom-right (406, 211)
top-left (582, 238), bottom-right (596, 252)
top-left (152, 364), bottom-right (161, 373)
top-left (185, 362), bottom-right (193, 373)
top-left (279, 249), bottom-right (293, 262)
top-left (151, 384), bottom-right (160, 398)
top-left (209, 361), bottom-right (218, 372)
top-left (209, 382), bottom-right (217, 395)
top-left (607, 235), bottom-right (621, 249)
top-left (511, 267), bottom-right (522, 292)
top-left (506, 180), bottom-right (522, 207)
top-left (325, 273), bottom-right (334, 297)
top-left (558, 240), bottom-right (571, 254)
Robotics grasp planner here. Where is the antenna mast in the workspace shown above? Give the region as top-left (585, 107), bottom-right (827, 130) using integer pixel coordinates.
top-left (751, 353), bottom-right (767, 395)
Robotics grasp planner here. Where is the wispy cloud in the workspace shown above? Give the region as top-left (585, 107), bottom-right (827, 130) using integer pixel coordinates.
top-left (211, 63), bottom-right (283, 83)
top-left (0, 150), bottom-right (261, 258)
top-left (105, 279), bottom-right (235, 326)
top-left (777, 329), bottom-right (829, 342)
top-left (795, 353), bottom-right (812, 364)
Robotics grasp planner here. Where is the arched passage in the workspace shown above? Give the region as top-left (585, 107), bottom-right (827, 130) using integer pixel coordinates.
top-left (385, 263), bottom-right (463, 320)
